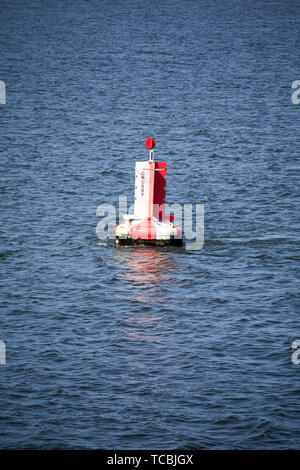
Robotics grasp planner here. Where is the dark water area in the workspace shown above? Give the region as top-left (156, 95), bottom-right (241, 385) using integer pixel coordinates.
top-left (0, 0), bottom-right (299, 449)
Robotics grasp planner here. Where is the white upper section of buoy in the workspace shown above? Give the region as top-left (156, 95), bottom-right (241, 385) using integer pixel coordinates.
top-left (134, 161), bottom-right (154, 219)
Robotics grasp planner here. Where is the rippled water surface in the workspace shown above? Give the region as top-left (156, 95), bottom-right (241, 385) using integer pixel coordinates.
top-left (0, 0), bottom-right (299, 449)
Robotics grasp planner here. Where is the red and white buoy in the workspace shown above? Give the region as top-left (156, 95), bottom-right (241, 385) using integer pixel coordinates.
top-left (115, 138), bottom-right (182, 246)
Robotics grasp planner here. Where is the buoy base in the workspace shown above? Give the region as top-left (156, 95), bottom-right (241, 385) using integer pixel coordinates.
top-left (115, 217), bottom-right (183, 248)
top-left (115, 236), bottom-right (182, 247)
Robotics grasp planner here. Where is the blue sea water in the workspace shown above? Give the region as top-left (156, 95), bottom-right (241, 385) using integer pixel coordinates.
top-left (0, 0), bottom-right (299, 449)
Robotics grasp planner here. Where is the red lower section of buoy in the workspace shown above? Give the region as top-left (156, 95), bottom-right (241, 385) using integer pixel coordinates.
top-left (130, 220), bottom-right (157, 240)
